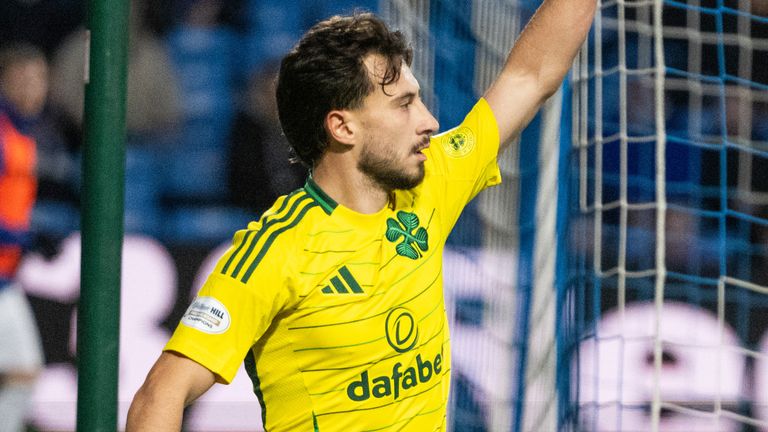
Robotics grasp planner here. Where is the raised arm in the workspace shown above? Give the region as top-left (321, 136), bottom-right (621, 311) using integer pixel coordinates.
top-left (484, 0), bottom-right (596, 149)
top-left (126, 351), bottom-right (217, 431)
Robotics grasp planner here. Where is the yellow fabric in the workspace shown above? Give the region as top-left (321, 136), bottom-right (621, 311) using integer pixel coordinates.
top-left (165, 98), bottom-right (501, 431)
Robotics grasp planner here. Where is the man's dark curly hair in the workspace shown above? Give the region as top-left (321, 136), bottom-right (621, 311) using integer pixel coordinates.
top-left (276, 13), bottom-right (413, 168)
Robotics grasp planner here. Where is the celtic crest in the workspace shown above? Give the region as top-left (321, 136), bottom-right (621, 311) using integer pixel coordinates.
top-left (385, 211), bottom-right (429, 260)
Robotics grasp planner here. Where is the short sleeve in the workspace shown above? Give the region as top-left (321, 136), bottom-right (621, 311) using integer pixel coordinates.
top-left (164, 230), bottom-right (294, 383)
top-left (423, 98), bottom-right (502, 231)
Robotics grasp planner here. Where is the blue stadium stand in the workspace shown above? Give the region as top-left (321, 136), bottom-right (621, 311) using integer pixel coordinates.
top-left (163, 24), bottom-right (238, 204)
top-left (240, 2), bottom-right (308, 74)
top-left (165, 25), bottom-right (237, 150)
top-left (162, 205), bottom-right (254, 246)
top-left (240, 0), bottom-right (379, 74)
top-left (124, 146), bottom-right (164, 237)
top-left (162, 146), bottom-right (229, 201)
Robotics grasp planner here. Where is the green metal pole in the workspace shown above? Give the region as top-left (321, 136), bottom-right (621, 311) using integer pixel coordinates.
top-left (76, 0), bottom-right (129, 430)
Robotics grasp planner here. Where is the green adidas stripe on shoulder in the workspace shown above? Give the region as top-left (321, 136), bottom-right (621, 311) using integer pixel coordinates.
top-left (222, 191), bottom-right (310, 279)
top-left (231, 194), bottom-right (312, 280)
top-left (240, 200), bottom-right (319, 283)
top-left (221, 189), bottom-right (303, 275)
top-left (221, 229), bottom-right (256, 275)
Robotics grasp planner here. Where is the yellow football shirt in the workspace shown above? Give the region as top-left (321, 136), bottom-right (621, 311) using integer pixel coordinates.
top-left (165, 98), bottom-right (501, 431)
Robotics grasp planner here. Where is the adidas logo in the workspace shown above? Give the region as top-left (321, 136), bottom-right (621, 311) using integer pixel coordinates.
top-left (321, 266), bottom-right (363, 294)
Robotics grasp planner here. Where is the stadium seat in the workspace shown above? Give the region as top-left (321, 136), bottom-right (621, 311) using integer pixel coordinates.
top-left (162, 146), bottom-right (228, 201)
top-left (165, 26), bottom-right (237, 150)
top-left (162, 205), bottom-right (253, 245)
top-left (241, 2), bottom-right (306, 72)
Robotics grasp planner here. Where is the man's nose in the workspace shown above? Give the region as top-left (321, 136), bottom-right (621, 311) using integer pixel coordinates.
top-left (418, 101), bottom-right (439, 135)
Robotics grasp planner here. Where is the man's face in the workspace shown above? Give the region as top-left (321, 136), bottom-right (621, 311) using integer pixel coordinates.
top-left (354, 55), bottom-right (439, 191)
top-left (1, 58), bottom-right (48, 119)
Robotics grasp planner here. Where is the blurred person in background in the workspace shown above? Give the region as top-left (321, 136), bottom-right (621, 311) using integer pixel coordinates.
top-left (0, 42), bottom-right (47, 432)
top-left (228, 62), bottom-right (306, 215)
top-left (50, 0), bottom-right (182, 148)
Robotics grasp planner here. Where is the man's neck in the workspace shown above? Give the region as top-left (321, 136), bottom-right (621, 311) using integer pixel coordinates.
top-left (311, 160), bottom-right (390, 215)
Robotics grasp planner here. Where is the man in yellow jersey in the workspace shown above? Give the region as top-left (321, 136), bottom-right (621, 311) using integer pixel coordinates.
top-left (128, 1), bottom-right (595, 430)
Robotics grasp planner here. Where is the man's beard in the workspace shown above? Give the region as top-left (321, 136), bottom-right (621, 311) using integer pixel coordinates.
top-left (358, 142), bottom-right (425, 191)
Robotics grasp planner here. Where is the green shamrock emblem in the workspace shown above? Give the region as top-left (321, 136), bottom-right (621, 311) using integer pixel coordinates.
top-left (385, 211), bottom-right (429, 260)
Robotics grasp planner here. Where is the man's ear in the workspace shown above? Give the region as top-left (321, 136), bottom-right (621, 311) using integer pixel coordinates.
top-left (325, 109), bottom-right (357, 145)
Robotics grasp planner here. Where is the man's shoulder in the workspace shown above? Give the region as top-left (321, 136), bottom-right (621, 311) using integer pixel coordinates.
top-left (236, 187), bottom-right (331, 254)
top-left (254, 186), bottom-right (326, 224)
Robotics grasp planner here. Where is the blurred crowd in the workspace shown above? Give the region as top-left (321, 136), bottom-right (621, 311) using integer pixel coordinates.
top-left (0, 0), bottom-right (378, 252)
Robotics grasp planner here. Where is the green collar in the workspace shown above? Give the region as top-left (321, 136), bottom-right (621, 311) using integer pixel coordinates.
top-left (303, 177), bottom-right (338, 215)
